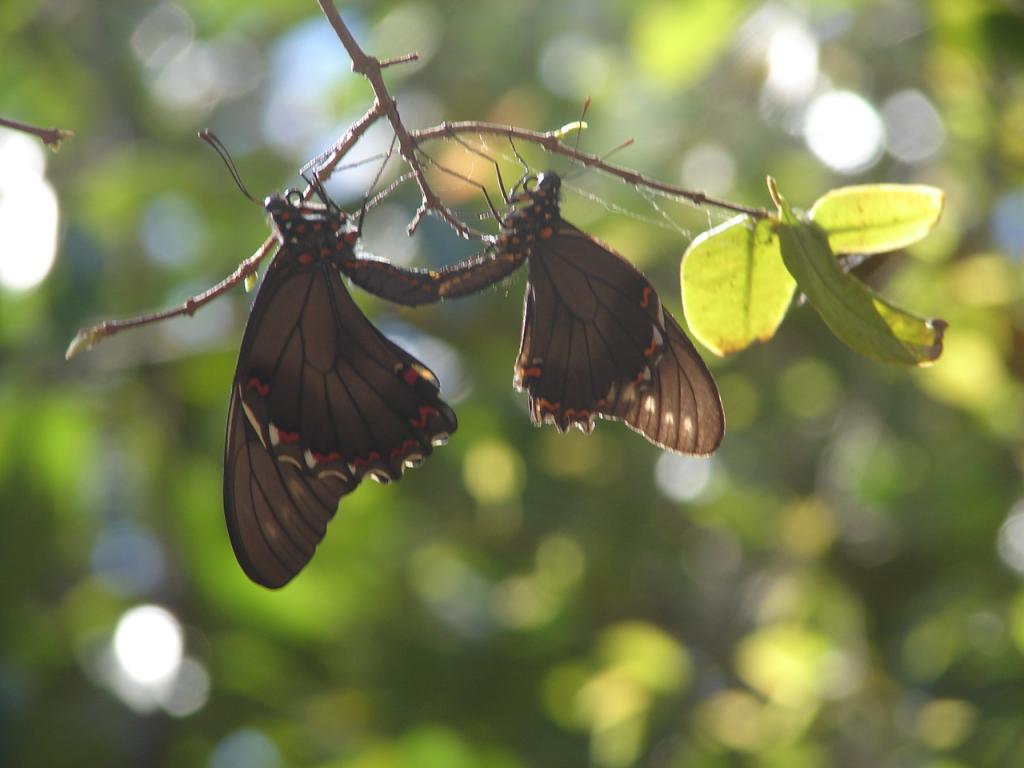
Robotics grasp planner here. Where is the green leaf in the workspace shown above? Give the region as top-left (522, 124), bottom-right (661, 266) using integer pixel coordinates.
top-left (681, 215), bottom-right (795, 356)
top-left (809, 184), bottom-right (944, 255)
top-left (770, 181), bottom-right (946, 366)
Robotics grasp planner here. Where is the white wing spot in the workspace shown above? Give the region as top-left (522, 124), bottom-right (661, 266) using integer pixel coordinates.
top-left (240, 397), bottom-right (266, 448)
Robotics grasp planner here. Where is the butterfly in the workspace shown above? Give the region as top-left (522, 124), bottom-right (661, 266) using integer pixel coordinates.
top-left (224, 190), bottom-right (457, 588)
top-left (341, 171), bottom-right (724, 455)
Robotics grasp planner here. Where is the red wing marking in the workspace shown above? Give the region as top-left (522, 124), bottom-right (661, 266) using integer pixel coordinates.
top-left (311, 450), bottom-right (341, 463)
top-left (247, 377), bottom-right (270, 397)
top-left (390, 439), bottom-right (420, 461)
top-left (410, 405), bottom-right (438, 429)
top-left (350, 451), bottom-right (382, 469)
top-left (518, 365), bottom-right (542, 380)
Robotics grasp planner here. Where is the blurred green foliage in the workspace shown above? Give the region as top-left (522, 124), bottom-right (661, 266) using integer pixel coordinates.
top-left (3, 1), bottom-right (1024, 767)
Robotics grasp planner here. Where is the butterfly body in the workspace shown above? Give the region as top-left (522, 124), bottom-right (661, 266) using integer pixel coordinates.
top-left (224, 192), bottom-right (456, 588)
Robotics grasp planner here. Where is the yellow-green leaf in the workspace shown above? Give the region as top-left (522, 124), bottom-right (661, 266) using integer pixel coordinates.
top-left (809, 184), bottom-right (944, 255)
top-left (773, 184), bottom-right (945, 366)
top-left (682, 215), bottom-right (795, 356)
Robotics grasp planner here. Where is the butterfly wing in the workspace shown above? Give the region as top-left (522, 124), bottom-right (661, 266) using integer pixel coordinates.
top-left (514, 222), bottom-right (723, 455)
top-left (603, 312), bottom-right (724, 455)
top-left (225, 257), bottom-right (457, 588)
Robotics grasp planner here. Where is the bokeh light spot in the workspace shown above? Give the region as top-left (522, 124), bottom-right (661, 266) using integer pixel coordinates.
top-left (0, 132), bottom-right (59, 292)
top-left (697, 688), bottom-right (815, 752)
top-left (539, 34), bottom-right (611, 100)
top-left (681, 142), bottom-right (736, 197)
top-left (764, 21), bottom-right (819, 102)
top-left (777, 358), bottom-right (840, 421)
top-left (90, 522), bottom-right (166, 596)
top-left (991, 190), bottom-right (1024, 262)
top-left (409, 542), bottom-right (492, 637)
top-left (804, 91), bottom-right (884, 173)
top-left (915, 699), bottom-right (977, 750)
top-left (902, 617), bottom-right (958, 682)
top-left (491, 575), bottom-right (554, 629)
top-left (918, 329), bottom-right (1008, 410)
top-left (209, 729), bottom-right (282, 768)
top-left (162, 656), bottom-right (211, 718)
top-left (463, 438), bottom-right (524, 504)
top-left (882, 89), bottom-right (945, 164)
top-left (536, 534), bottom-right (585, 590)
top-left (141, 194), bottom-right (206, 267)
top-left (371, 3), bottom-right (442, 70)
top-left (112, 605), bottom-right (184, 687)
top-left (780, 498), bottom-right (836, 558)
top-left (654, 453), bottom-right (713, 502)
top-left (735, 623), bottom-right (833, 707)
top-left (263, 17), bottom-right (353, 157)
top-left (131, 2), bottom-right (194, 69)
top-left (998, 501), bottom-right (1024, 575)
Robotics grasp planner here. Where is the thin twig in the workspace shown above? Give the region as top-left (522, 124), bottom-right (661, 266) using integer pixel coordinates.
top-left (65, 239), bottom-right (276, 359)
top-left (0, 116), bottom-right (74, 150)
top-left (380, 52), bottom-right (420, 69)
top-left (317, 0), bottom-right (482, 239)
top-left (412, 122), bottom-right (770, 219)
top-left (302, 103), bottom-right (383, 185)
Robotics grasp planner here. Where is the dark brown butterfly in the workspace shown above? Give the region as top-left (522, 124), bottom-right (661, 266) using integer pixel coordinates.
top-left (342, 171), bottom-right (724, 455)
top-left (224, 190), bottom-right (457, 588)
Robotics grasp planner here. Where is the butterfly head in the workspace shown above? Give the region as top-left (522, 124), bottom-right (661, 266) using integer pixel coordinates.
top-left (500, 171), bottom-right (564, 249)
top-left (534, 171), bottom-right (561, 198)
top-left (264, 189), bottom-right (358, 264)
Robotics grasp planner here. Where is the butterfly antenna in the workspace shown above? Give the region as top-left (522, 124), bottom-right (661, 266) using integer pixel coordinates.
top-left (509, 137), bottom-right (530, 177)
top-left (199, 130), bottom-right (257, 203)
top-left (451, 133), bottom-right (509, 210)
top-left (505, 138), bottom-right (537, 200)
top-left (357, 133), bottom-right (398, 235)
top-left (571, 97), bottom-right (590, 158)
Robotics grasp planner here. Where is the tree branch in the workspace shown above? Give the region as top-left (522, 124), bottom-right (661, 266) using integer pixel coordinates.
top-left (411, 122), bottom-right (770, 219)
top-left (68, 1), bottom-right (773, 357)
top-left (0, 116), bottom-right (74, 151)
top-left (65, 239), bottom-right (276, 359)
top-left (317, 0), bottom-right (490, 239)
